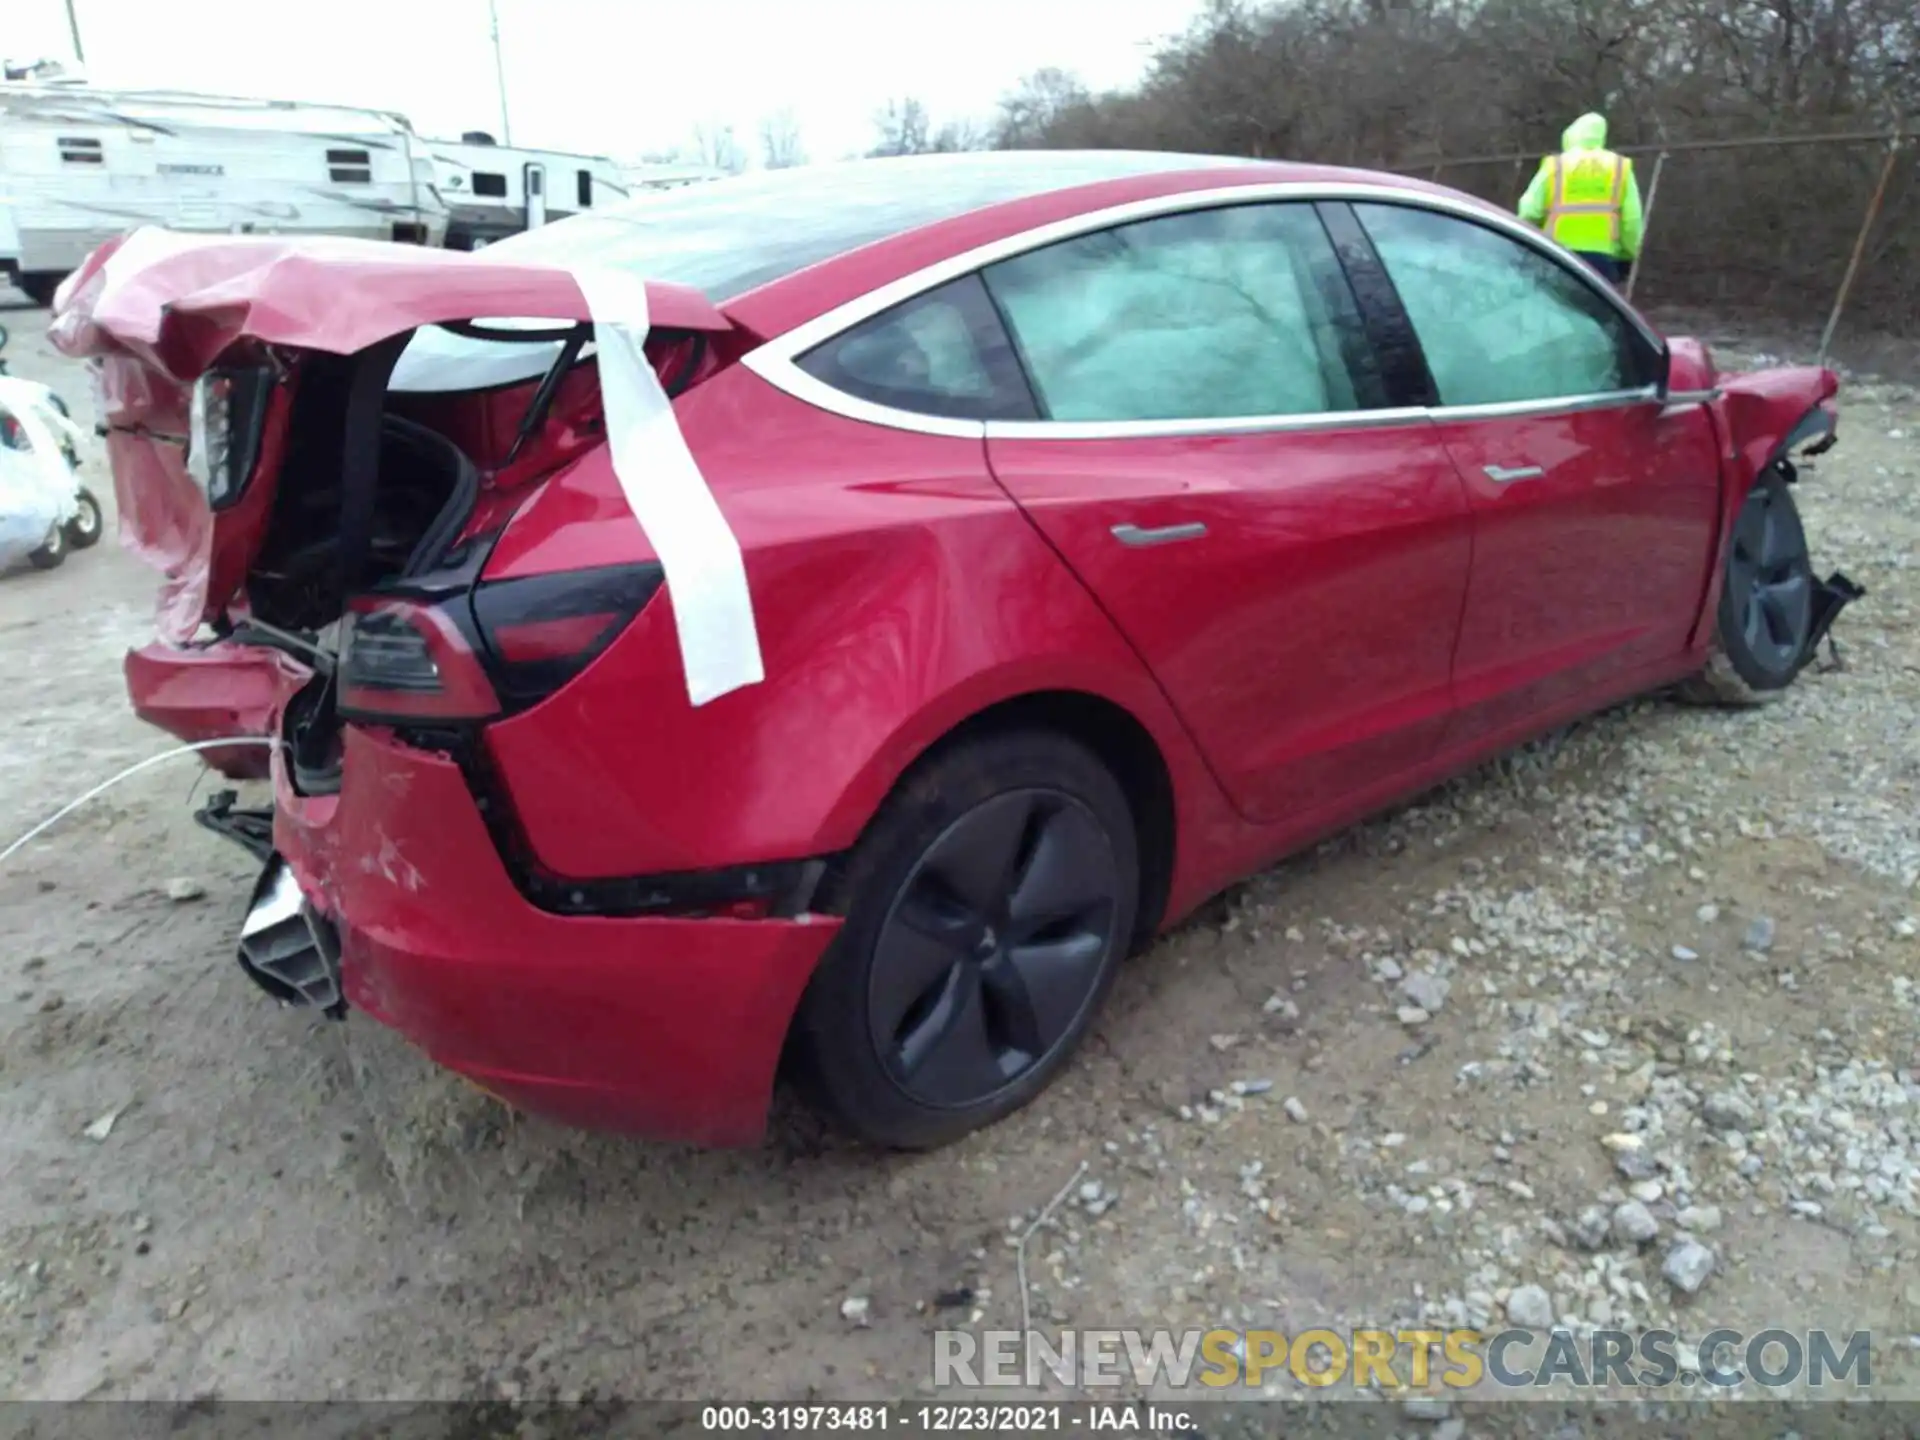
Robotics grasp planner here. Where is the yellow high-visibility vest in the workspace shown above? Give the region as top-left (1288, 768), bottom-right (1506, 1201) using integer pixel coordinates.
top-left (1542, 149), bottom-right (1630, 253)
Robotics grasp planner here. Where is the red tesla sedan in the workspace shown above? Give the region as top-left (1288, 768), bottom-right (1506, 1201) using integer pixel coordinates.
top-left (55, 152), bottom-right (1854, 1150)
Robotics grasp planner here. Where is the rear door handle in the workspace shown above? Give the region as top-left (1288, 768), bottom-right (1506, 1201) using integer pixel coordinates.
top-left (1482, 464), bottom-right (1546, 484)
top-left (1112, 522), bottom-right (1207, 547)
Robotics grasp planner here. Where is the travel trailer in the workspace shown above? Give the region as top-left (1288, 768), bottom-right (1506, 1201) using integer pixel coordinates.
top-left (425, 132), bottom-right (628, 250)
top-left (0, 75), bottom-right (448, 305)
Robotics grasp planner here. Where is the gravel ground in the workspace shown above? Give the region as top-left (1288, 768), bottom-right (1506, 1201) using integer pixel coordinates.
top-left (0, 298), bottom-right (1916, 1414)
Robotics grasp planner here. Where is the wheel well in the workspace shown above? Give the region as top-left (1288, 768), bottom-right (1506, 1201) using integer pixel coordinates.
top-left (927, 690), bottom-right (1176, 953)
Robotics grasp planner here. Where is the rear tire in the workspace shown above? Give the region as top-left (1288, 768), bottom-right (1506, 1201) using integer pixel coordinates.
top-left (1677, 468), bottom-right (1814, 707)
top-left (64, 487), bottom-right (103, 549)
top-left (27, 522), bottom-right (67, 570)
top-left (791, 729), bottom-right (1139, 1150)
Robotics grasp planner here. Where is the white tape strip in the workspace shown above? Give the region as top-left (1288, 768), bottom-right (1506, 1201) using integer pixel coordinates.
top-left (569, 265), bottom-right (764, 707)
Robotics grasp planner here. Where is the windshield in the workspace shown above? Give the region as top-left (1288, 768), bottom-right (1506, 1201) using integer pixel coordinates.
top-left (390, 151), bottom-right (1253, 392)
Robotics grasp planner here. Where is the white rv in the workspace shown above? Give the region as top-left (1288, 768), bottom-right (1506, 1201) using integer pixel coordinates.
top-left (0, 77), bottom-right (447, 305)
top-left (425, 132), bottom-right (628, 250)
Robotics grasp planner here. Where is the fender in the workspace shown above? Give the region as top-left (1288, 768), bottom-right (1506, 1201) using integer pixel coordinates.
top-left (1687, 363), bottom-right (1842, 653)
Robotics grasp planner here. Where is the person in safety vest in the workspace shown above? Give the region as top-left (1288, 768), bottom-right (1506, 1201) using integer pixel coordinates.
top-left (1517, 112), bottom-right (1644, 285)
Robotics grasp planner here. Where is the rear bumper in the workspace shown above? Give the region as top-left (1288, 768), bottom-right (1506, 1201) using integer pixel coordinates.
top-left (124, 640), bottom-right (308, 779)
top-left (273, 726), bottom-right (838, 1146)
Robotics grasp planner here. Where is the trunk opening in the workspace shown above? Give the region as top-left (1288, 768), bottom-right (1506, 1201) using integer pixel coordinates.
top-left (240, 322), bottom-right (709, 794)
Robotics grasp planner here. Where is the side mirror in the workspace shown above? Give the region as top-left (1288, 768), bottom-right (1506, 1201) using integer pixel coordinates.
top-left (1652, 341), bottom-right (1672, 399)
top-left (0, 321), bottom-right (10, 353)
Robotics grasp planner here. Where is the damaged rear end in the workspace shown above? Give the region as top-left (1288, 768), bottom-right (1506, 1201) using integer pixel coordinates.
top-left (51, 230), bottom-right (819, 1139)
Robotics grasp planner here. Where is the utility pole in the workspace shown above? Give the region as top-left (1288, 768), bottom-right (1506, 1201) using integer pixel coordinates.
top-left (65, 0), bottom-right (87, 64)
top-left (488, 0), bottom-right (513, 144)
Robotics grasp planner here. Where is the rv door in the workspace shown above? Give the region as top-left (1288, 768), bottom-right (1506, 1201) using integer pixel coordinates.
top-left (523, 162), bottom-right (547, 229)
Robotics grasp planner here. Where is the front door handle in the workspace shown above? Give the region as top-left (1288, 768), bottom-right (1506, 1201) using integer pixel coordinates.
top-left (1112, 522), bottom-right (1207, 547)
top-left (1482, 464), bottom-right (1546, 484)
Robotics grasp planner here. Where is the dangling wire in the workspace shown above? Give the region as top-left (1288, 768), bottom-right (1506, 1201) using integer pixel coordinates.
top-left (1, 737), bottom-right (281, 867)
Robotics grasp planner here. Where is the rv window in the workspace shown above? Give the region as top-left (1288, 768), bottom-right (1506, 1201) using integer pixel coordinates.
top-left (58, 137), bottom-right (103, 165)
top-left (472, 171), bottom-right (508, 198)
top-left (577, 170), bottom-right (593, 208)
top-left (326, 147), bottom-right (372, 184)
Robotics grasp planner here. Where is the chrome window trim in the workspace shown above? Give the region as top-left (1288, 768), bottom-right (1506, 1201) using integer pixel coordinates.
top-left (983, 406), bottom-right (1431, 442)
top-left (1661, 387), bottom-right (1722, 408)
top-left (1430, 387), bottom-right (1661, 423)
top-left (739, 179), bottom-right (1670, 443)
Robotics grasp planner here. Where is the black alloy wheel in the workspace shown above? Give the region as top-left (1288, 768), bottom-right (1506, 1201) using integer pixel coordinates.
top-left (869, 789), bottom-right (1121, 1107)
top-left (792, 729), bottom-right (1139, 1150)
top-left (1719, 471), bottom-right (1814, 689)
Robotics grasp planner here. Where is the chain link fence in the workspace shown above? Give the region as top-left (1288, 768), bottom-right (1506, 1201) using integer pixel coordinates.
top-left (1392, 130), bottom-right (1917, 359)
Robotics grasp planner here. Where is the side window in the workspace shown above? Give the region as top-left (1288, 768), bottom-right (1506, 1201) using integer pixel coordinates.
top-left (795, 274), bottom-right (1038, 422)
top-left (980, 203), bottom-right (1370, 424)
top-left (1352, 202), bottom-right (1650, 407)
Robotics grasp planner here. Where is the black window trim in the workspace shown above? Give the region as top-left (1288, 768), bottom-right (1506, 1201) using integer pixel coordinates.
top-left (1313, 201), bottom-right (1439, 410)
top-left (738, 179), bottom-right (1671, 442)
top-left (792, 272), bottom-right (1041, 424)
top-left (1333, 196), bottom-right (1668, 417)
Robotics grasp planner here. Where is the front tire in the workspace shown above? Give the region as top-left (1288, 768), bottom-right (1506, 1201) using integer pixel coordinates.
top-left (27, 522), bottom-right (67, 570)
top-left (64, 487), bottom-right (103, 548)
top-left (791, 729), bottom-right (1139, 1150)
top-left (1678, 468), bottom-right (1814, 706)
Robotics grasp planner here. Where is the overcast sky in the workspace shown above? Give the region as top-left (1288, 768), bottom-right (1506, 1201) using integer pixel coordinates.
top-left (10, 0), bottom-right (1205, 162)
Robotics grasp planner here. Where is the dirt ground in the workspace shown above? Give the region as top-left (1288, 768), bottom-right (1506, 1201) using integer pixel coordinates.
top-left (1, 296), bottom-right (1916, 1412)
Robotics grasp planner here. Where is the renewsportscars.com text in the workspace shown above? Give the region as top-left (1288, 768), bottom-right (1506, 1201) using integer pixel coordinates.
top-left (932, 1327), bottom-right (1873, 1390)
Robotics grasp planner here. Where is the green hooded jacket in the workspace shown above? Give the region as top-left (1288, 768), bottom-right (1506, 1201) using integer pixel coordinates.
top-left (1517, 112), bottom-right (1644, 261)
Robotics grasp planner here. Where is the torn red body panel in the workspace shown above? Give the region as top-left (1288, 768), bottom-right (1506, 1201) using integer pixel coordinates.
top-left (49, 227), bottom-right (727, 642)
top-left (124, 640), bottom-right (309, 778)
top-left (49, 227), bottom-right (728, 379)
top-left (1719, 365), bottom-right (1841, 487)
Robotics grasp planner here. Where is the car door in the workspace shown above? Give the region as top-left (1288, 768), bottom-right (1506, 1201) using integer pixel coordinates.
top-left (1346, 200), bottom-right (1724, 742)
top-left (975, 200), bottom-right (1476, 826)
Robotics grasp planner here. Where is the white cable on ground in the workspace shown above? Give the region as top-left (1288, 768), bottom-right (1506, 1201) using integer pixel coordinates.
top-left (1, 737), bottom-right (280, 867)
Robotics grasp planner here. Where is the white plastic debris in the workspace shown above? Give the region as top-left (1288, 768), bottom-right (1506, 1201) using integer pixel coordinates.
top-left (571, 265), bottom-right (763, 707)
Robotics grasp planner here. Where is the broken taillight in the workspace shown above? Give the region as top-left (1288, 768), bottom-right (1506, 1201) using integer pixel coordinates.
top-left (337, 598), bottom-right (500, 722)
top-left (470, 561), bottom-right (664, 709)
top-left (186, 364), bottom-right (275, 509)
top-left (337, 561), bottom-right (664, 725)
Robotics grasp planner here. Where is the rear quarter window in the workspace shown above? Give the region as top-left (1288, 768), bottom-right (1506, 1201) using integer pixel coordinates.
top-left (794, 274), bottom-right (1037, 422)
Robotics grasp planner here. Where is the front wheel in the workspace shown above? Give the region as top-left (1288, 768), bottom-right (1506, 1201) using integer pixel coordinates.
top-left (27, 522), bottom-right (67, 570)
top-left (791, 729), bottom-right (1140, 1150)
top-left (1677, 468), bottom-right (1814, 706)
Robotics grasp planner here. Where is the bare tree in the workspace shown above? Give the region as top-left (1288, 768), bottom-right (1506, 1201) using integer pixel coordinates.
top-left (686, 120), bottom-right (748, 174)
top-left (994, 68), bottom-right (1094, 148)
top-left (988, 0), bottom-right (1920, 330)
top-left (870, 97), bottom-right (934, 156)
top-left (759, 108), bottom-right (807, 169)
top-left (869, 97), bottom-right (990, 156)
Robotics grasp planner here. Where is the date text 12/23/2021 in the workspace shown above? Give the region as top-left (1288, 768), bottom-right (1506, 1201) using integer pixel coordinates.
top-left (699, 1404), bottom-right (1197, 1432)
